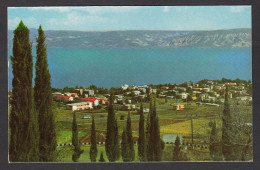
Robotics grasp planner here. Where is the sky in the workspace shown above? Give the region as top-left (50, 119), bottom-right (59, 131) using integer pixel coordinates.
top-left (8, 6), bottom-right (251, 31)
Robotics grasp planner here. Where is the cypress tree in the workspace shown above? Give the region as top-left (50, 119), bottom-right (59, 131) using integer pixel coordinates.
top-left (9, 21), bottom-right (39, 162)
top-left (72, 112), bottom-right (83, 162)
top-left (34, 25), bottom-right (57, 161)
top-left (147, 98), bottom-right (163, 161)
top-left (145, 111), bottom-right (150, 161)
top-left (209, 121), bottom-right (222, 161)
top-left (222, 86), bottom-right (235, 161)
top-left (121, 128), bottom-right (128, 161)
top-left (105, 93), bottom-right (120, 162)
top-left (153, 99), bottom-right (162, 161)
top-left (126, 111), bottom-right (135, 161)
top-left (138, 103), bottom-right (146, 161)
top-left (90, 116), bottom-right (98, 162)
top-left (99, 151), bottom-right (105, 162)
top-left (173, 136), bottom-right (181, 161)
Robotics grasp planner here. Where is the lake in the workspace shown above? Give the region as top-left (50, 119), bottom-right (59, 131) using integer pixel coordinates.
top-left (8, 47), bottom-right (252, 89)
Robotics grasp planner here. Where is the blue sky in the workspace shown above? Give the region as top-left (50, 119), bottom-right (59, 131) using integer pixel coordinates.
top-left (8, 6), bottom-right (251, 31)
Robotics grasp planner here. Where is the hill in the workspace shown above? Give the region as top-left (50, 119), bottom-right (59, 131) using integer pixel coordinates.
top-left (169, 28), bottom-right (251, 48)
top-left (8, 29), bottom-right (251, 48)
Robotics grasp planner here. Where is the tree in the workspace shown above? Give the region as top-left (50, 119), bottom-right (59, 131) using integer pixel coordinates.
top-left (9, 21), bottom-right (39, 162)
top-left (138, 103), bottom-right (146, 161)
top-left (172, 136), bottom-right (181, 161)
top-left (90, 116), bottom-right (98, 162)
top-left (99, 151), bottom-right (106, 162)
top-left (72, 112), bottom-right (83, 162)
top-left (147, 98), bottom-right (163, 161)
top-left (209, 121), bottom-right (222, 161)
top-left (222, 86), bottom-right (236, 161)
top-left (34, 25), bottom-right (57, 161)
top-left (121, 128), bottom-right (128, 161)
top-left (145, 107), bottom-right (151, 160)
top-left (105, 93), bottom-right (120, 162)
top-left (126, 111), bottom-right (135, 161)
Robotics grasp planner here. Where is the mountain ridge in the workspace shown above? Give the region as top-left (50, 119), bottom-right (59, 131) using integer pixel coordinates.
top-left (8, 28), bottom-right (251, 48)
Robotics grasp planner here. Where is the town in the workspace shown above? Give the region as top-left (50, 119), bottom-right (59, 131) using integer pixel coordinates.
top-left (52, 78), bottom-right (252, 113)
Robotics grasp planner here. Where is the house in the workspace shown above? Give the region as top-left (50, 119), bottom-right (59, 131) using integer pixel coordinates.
top-left (225, 82), bottom-right (237, 86)
top-left (129, 85), bottom-right (137, 90)
top-left (138, 95), bottom-right (146, 99)
top-left (177, 92), bottom-right (187, 99)
top-left (150, 89), bottom-right (157, 94)
top-left (52, 92), bottom-right (63, 96)
top-left (174, 104), bottom-right (184, 110)
top-left (192, 88), bottom-right (203, 91)
top-left (123, 104), bottom-right (136, 110)
top-left (161, 86), bottom-right (169, 90)
top-left (66, 102), bottom-right (93, 111)
top-left (55, 95), bottom-right (73, 102)
top-left (75, 89), bottom-right (84, 96)
top-left (115, 95), bottom-right (124, 99)
top-left (208, 96), bottom-right (216, 102)
top-left (64, 92), bottom-right (78, 98)
top-left (97, 98), bottom-right (109, 104)
top-left (79, 98), bottom-right (99, 106)
top-left (84, 89), bottom-right (94, 97)
top-left (121, 84), bottom-right (129, 90)
top-left (133, 90), bottom-right (141, 95)
top-left (138, 87), bottom-right (147, 94)
top-left (203, 88), bottom-right (210, 93)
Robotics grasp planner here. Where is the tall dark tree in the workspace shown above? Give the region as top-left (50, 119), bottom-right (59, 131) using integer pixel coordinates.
top-left (138, 103), bottom-right (146, 161)
top-left (222, 86), bottom-right (235, 161)
top-left (9, 21), bottom-right (39, 162)
top-left (105, 93), bottom-right (120, 162)
top-left (145, 108), bottom-right (151, 160)
top-left (126, 111), bottom-right (135, 161)
top-left (209, 121), bottom-right (222, 161)
top-left (172, 136), bottom-right (181, 161)
top-left (72, 112), bottom-right (83, 162)
top-left (147, 98), bottom-right (163, 161)
top-left (121, 128), bottom-right (128, 161)
top-left (90, 116), bottom-right (98, 162)
top-left (34, 25), bottom-right (57, 161)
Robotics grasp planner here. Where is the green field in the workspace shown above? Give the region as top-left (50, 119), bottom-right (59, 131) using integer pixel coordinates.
top-left (54, 98), bottom-right (251, 162)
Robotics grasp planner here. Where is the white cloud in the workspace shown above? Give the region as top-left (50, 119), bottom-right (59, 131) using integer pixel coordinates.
top-left (47, 12), bottom-right (115, 30)
top-left (230, 6), bottom-right (248, 13)
top-left (26, 6), bottom-right (140, 14)
top-left (30, 7), bottom-right (71, 12)
top-left (163, 6), bottom-right (169, 13)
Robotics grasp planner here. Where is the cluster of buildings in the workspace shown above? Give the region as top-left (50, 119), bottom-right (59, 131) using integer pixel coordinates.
top-left (118, 81), bottom-right (252, 109)
top-left (52, 80), bottom-right (252, 112)
top-left (53, 89), bottom-right (108, 111)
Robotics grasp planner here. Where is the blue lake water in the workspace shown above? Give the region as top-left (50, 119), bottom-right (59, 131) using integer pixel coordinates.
top-left (8, 48), bottom-right (252, 89)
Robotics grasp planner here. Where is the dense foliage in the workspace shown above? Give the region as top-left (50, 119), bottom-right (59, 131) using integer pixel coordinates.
top-left (105, 93), bottom-right (120, 162)
top-left (90, 116), bottom-right (98, 162)
top-left (147, 98), bottom-right (163, 161)
top-left (138, 103), bottom-right (146, 161)
top-left (34, 25), bottom-right (57, 161)
top-left (72, 112), bottom-right (83, 162)
top-left (9, 21), bottom-right (39, 162)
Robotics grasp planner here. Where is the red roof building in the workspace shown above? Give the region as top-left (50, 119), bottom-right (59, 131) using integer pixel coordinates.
top-left (55, 95), bottom-right (73, 101)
